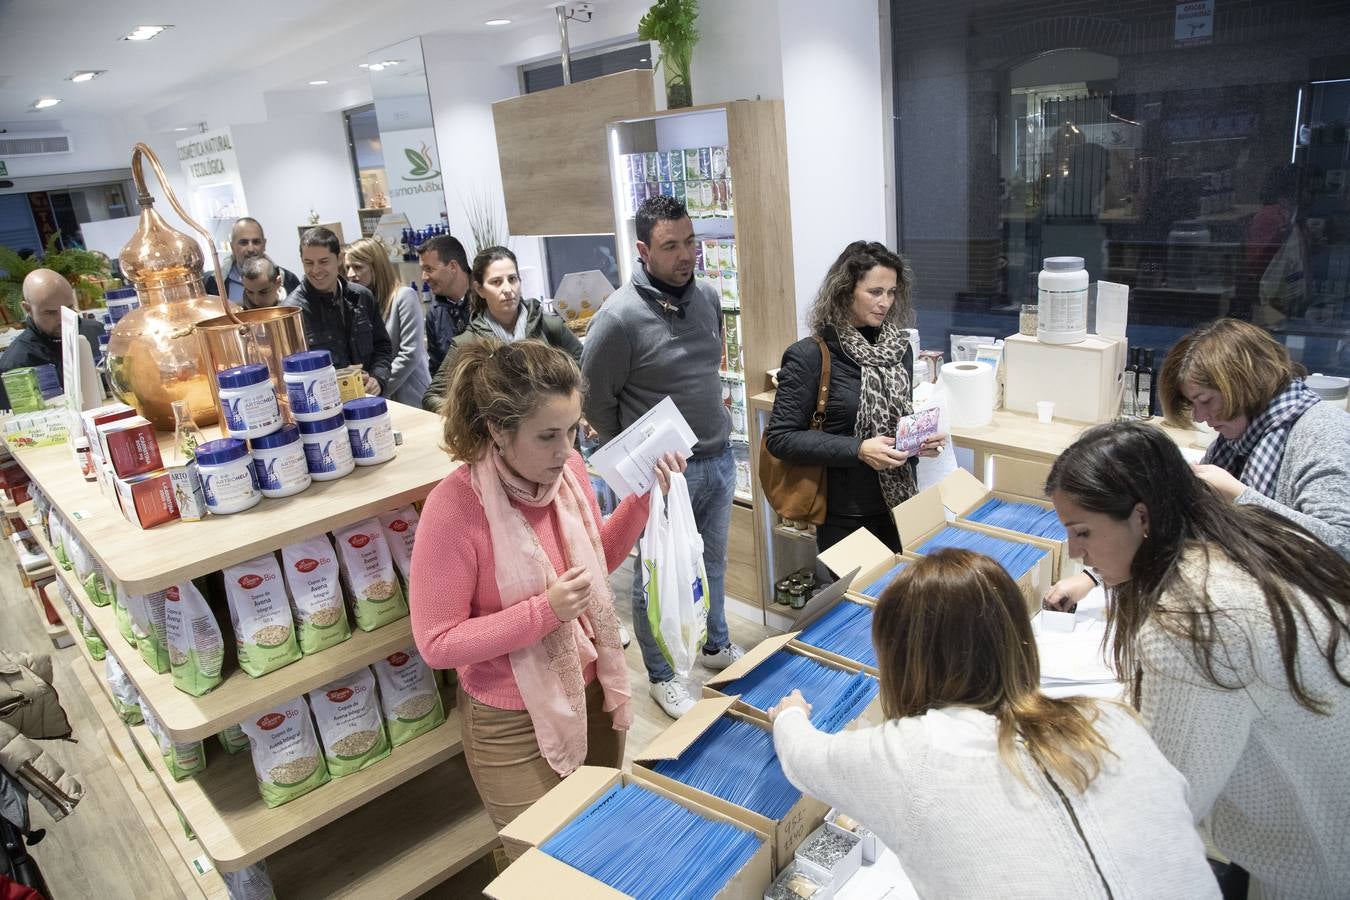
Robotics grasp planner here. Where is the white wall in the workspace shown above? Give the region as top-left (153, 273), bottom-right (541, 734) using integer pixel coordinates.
top-left (691, 0), bottom-right (784, 105)
top-left (778, 0), bottom-right (889, 335)
top-left (0, 116), bottom-right (135, 178)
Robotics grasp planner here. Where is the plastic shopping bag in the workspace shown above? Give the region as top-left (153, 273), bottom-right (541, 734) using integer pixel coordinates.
top-left (638, 473), bottom-right (709, 677)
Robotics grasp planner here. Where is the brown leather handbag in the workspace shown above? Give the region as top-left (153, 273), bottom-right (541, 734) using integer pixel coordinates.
top-left (758, 335), bottom-right (831, 525)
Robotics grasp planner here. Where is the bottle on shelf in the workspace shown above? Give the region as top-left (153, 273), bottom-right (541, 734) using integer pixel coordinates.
top-left (1121, 348), bottom-right (1138, 420)
top-left (1135, 349), bottom-right (1154, 420)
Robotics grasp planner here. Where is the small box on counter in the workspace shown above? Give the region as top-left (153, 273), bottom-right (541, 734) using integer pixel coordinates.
top-left (80, 403), bottom-right (138, 460)
top-left (2, 365), bottom-right (62, 413)
top-left (825, 809), bottom-right (878, 865)
top-left (489, 766), bottom-right (771, 900)
top-left (2, 408), bottom-right (71, 448)
top-left (817, 526), bottom-right (921, 608)
top-left (114, 463), bottom-right (205, 529)
top-left (632, 695), bottom-right (828, 871)
top-left (97, 416), bottom-right (162, 479)
top-left (765, 862), bottom-right (833, 900)
top-left (794, 822), bottom-right (863, 890)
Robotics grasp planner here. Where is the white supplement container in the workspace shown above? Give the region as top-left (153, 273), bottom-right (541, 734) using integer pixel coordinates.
top-left (297, 412), bottom-right (355, 481)
top-left (1037, 257), bottom-right (1088, 345)
top-left (282, 350), bottom-right (343, 422)
top-left (195, 438), bottom-right (262, 514)
top-left (342, 397), bottom-right (396, 466)
top-left (216, 364), bottom-right (283, 439)
top-left (249, 424), bottom-right (312, 498)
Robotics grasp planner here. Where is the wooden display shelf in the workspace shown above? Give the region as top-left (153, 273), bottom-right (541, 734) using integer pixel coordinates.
top-left (25, 579), bottom-right (70, 648)
top-left (6, 402), bottom-right (455, 594)
top-left (27, 507), bottom-right (427, 743)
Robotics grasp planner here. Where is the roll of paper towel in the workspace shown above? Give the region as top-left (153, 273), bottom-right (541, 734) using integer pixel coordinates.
top-left (942, 361), bottom-right (996, 428)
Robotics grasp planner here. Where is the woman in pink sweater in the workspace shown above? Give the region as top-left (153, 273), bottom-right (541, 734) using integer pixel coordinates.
top-left (410, 338), bottom-right (683, 840)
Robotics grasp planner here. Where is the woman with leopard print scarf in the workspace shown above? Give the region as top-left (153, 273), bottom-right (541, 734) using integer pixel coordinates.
top-left (765, 241), bottom-right (945, 554)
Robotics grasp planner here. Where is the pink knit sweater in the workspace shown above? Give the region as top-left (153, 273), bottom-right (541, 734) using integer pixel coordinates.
top-left (410, 451), bottom-right (650, 710)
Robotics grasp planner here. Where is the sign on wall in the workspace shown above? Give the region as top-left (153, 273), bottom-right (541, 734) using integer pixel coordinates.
top-left (175, 127), bottom-right (247, 253)
top-left (1175, 1), bottom-right (1215, 47)
top-left (380, 126), bottom-right (445, 231)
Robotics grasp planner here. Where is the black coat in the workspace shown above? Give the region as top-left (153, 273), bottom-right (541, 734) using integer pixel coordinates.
top-left (281, 278), bottom-right (394, 390)
top-left (0, 316), bottom-right (105, 410)
top-left (763, 326), bottom-right (915, 520)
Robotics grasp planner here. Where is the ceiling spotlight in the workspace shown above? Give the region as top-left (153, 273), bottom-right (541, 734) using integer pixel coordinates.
top-left (69, 70), bottom-right (106, 83)
top-left (31, 98), bottom-right (62, 110)
top-left (485, 18), bottom-right (511, 26)
top-left (368, 63), bottom-right (385, 71)
top-left (309, 80), bottom-right (329, 85)
top-left (122, 25), bottom-right (170, 41)
top-left (173, 127), bottom-right (188, 132)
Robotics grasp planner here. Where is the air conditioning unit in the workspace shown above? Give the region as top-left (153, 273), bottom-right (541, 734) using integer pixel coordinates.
top-left (0, 133), bottom-right (73, 157)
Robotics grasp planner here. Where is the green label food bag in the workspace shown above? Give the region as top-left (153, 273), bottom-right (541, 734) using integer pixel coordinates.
top-left (127, 588), bottom-right (172, 673)
top-left (69, 538), bottom-right (111, 607)
top-left (57, 579), bottom-right (106, 660)
top-left (333, 520), bottom-right (408, 632)
top-left (223, 553), bottom-right (302, 677)
top-left (109, 579), bottom-right (136, 648)
top-left (279, 535), bottom-right (351, 655)
top-left (371, 647), bottom-right (444, 747)
top-left (377, 506), bottom-right (419, 584)
top-left (221, 861), bottom-right (276, 900)
top-left (164, 580), bottom-right (225, 696)
top-left (307, 667), bottom-right (390, 777)
top-left (138, 697), bottom-right (205, 782)
top-left (217, 724), bottom-right (250, 755)
top-left (239, 698), bottom-right (330, 808)
top-left (48, 516), bottom-right (70, 570)
top-left (104, 654), bottom-right (142, 725)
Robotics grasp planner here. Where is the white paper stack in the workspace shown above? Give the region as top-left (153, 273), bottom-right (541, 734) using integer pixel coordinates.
top-left (1032, 588), bottom-right (1120, 699)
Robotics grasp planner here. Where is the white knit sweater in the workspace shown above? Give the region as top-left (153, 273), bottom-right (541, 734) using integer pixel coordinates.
top-left (1136, 550), bottom-right (1350, 899)
top-left (773, 703), bottom-right (1218, 899)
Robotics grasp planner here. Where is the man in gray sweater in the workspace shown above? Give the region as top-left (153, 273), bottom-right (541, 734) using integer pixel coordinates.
top-left (582, 196), bottom-right (743, 718)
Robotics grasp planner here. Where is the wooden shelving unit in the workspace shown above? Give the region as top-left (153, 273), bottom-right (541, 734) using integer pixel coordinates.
top-left (8, 403), bottom-right (499, 891)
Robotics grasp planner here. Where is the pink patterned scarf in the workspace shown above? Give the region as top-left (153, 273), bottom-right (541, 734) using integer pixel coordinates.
top-left (469, 448), bottom-right (632, 775)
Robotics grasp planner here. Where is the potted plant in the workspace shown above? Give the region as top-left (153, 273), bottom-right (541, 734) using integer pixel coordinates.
top-left (638, 0), bottom-right (700, 109)
top-left (0, 232), bottom-right (113, 325)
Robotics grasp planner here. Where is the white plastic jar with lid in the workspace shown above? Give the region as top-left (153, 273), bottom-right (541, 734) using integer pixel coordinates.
top-left (217, 363), bottom-right (283, 439)
top-left (297, 412), bottom-right (355, 481)
top-left (195, 438), bottom-right (263, 514)
top-left (249, 424), bottom-right (312, 498)
top-left (282, 350), bottom-right (343, 422)
top-left (1037, 256), bottom-right (1088, 345)
top-left (343, 397), bottom-right (396, 466)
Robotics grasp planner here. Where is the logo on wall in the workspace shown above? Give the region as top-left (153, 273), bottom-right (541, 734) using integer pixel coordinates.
top-left (403, 143), bottom-right (441, 182)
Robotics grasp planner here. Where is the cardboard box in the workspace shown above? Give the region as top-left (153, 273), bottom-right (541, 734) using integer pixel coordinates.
top-left (892, 485), bottom-right (1054, 616)
top-left (935, 459), bottom-right (1071, 580)
top-left (631, 695), bottom-right (829, 870)
top-left (114, 464), bottom-right (204, 529)
top-left (489, 766), bottom-right (771, 900)
top-left (80, 403), bottom-right (138, 461)
top-left (817, 527), bottom-right (921, 605)
top-left (786, 576), bottom-right (880, 676)
top-left (2, 408), bottom-right (71, 448)
top-left (97, 416), bottom-right (162, 479)
top-left (702, 633), bottom-right (883, 727)
top-left (1003, 333), bottom-right (1126, 424)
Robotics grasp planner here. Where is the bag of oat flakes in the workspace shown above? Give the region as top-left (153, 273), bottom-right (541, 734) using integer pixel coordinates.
top-left (307, 667), bottom-right (390, 777)
top-left (48, 515), bottom-right (71, 570)
top-left (333, 519), bottom-right (409, 632)
top-left (104, 654), bottom-right (142, 725)
top-left (109, 578), bottom-right (137, 648)
top-left (223, 553), bottom-right (302, 677)
top-left (127, 587), bottom-right (172, 673)
top-left (221, 860), bottom-right (276, 900)
top-left (139, 697), bottom-right (206, 781)
top-left (279, 535), bottom-right (351, 655)
top-left (376, 506), bottom-right (419, 584)
top-left (58, 578), bottom-right (106, 660)
top-left (239, 697), bottom-right (330, 807)
top-left (370, 647), bottom-right (445, 747)
top-left (218, 723), bottom-right (250, 755)
top-left (164, 580), bottom-right (225, 696)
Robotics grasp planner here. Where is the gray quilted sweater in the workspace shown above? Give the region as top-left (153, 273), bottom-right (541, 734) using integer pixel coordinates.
top-left (1234, 401), bottom-right (1350, 560)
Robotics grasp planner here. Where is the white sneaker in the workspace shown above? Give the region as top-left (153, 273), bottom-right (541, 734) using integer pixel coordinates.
top-left (618, 622), bottom-right (631, 648)
top-left (700, 643), bottom-right (745, 671)
top-left (649, 679), bottom-right (696, 719)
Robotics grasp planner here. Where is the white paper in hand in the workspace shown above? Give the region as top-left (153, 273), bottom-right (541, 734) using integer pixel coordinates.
top-left (590, 397), bottom-right (695, 498)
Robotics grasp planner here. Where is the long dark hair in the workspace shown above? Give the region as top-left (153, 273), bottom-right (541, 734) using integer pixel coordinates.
top-left (468, 245), bottom-right (518, 316)
top-left (1046, 422), bottom-right (1350, 713)
top-left (807, 240), bottom-right (913, 335)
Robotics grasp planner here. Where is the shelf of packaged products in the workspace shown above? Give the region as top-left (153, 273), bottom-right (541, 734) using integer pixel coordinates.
top-left (24, 576), bottom-right (70, 648)
top-left (733, 491), bottom-right (753, 507)
top-left (6, 401), bottom-right (454, 594)
top-left (27, 507), bottom-right (425, 743)
top-left (772, 523), bottom-right (816, 545)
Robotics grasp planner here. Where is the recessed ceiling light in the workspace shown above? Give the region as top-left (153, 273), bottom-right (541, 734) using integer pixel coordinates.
top-left (173, 127), bottom-right (188, 132)
top-left (122, 25), bottom-right (170, 41)
top-left (485, 18), bottom-right (511, 26)
top-left (368, 63), bottom-right (385, 71)
top-left (309, 80), bottom-right (329, 86)
top-left (68, 70), bottom-right (106, 83)
top-left (31, 98), bottom-right (61, 110)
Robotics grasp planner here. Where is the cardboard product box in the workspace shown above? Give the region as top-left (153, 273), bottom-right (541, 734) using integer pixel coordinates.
top-left (489, 766), bottom-right (772, 900)
top-left (936, 458), bottom-right (1080, 581)
top-left (1003, 333), bottom-right (1126, 424)
top-left (114, 464), bottom-right (205, 529)
top-left (794, 821), bottom-right (863, 888)
top-left (632, 695), bottom-right (829, 871)
top-left (80, 403), bottom-right (138, 461)
top-left (97, 416), bottom-right (162, 479)
top-left (892, 485), bottom-right (1054, 616)
top-left (702, 633), bottom-right (883, 728)
top-left (2, 408), bottom-right (71, 448)
top-left (2, 365), bottom-right (61, 413)
top-left (817, 527), bottom-right (922, 606)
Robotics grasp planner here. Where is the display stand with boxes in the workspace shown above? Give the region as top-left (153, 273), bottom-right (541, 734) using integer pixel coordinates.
top-left (1002, 333), bottom-right (1127, 425)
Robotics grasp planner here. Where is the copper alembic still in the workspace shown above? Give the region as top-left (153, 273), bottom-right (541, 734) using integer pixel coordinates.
top-left (107, 143), bottom-right (306, 430)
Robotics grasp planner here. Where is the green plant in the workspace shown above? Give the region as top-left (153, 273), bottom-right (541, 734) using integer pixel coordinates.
top-left (0, 232), bottom-right (112, 323)
top-left (461, 189), bottom-right (506, 258)
top-left (638, 0), bottom-right (700, 108)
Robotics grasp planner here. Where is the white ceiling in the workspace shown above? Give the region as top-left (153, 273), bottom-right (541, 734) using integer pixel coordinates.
top-left (0, 0), bottom-right (607, 124)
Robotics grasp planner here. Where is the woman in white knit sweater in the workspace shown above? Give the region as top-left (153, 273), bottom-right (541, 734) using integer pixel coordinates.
top-left (769, 548), bottom-right (1218, 899)
top-left (1047, 422), bottom-right (1350, 898)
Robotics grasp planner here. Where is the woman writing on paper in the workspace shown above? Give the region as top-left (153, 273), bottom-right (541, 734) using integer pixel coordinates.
top-left (768, 549), bottom-right (1219, 897)
top-left (764, 241), bottom-right (943, 554)
top-left (409, 339), bottom-right (684, 844)
top-left (1046, 422), bottom-right (1350, 897)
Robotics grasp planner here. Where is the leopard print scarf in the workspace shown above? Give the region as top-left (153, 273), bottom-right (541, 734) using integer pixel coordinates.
top-left (836, 322), bottom-right (917, 508)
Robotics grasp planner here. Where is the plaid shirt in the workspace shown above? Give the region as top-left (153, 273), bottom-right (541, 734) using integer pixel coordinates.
top-left (1202, 378), bottom-right (1321, 498)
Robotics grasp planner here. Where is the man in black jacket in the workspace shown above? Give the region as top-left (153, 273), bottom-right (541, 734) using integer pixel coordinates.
top-left (0, 269), bottom-right (104, 410)
top-left (282, 227), bottom-right (393, 396)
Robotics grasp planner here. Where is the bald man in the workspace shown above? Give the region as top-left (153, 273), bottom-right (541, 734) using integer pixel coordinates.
top-left (203, 217), bottom-right (299, 301)
top-left (0, 269), bottom-right (105, 409)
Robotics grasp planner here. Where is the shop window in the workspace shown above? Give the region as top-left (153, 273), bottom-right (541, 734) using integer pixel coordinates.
top-left (890, 0), bottom-right (1350, 376)
top-left (345, 105), bottom-right (391, 235)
